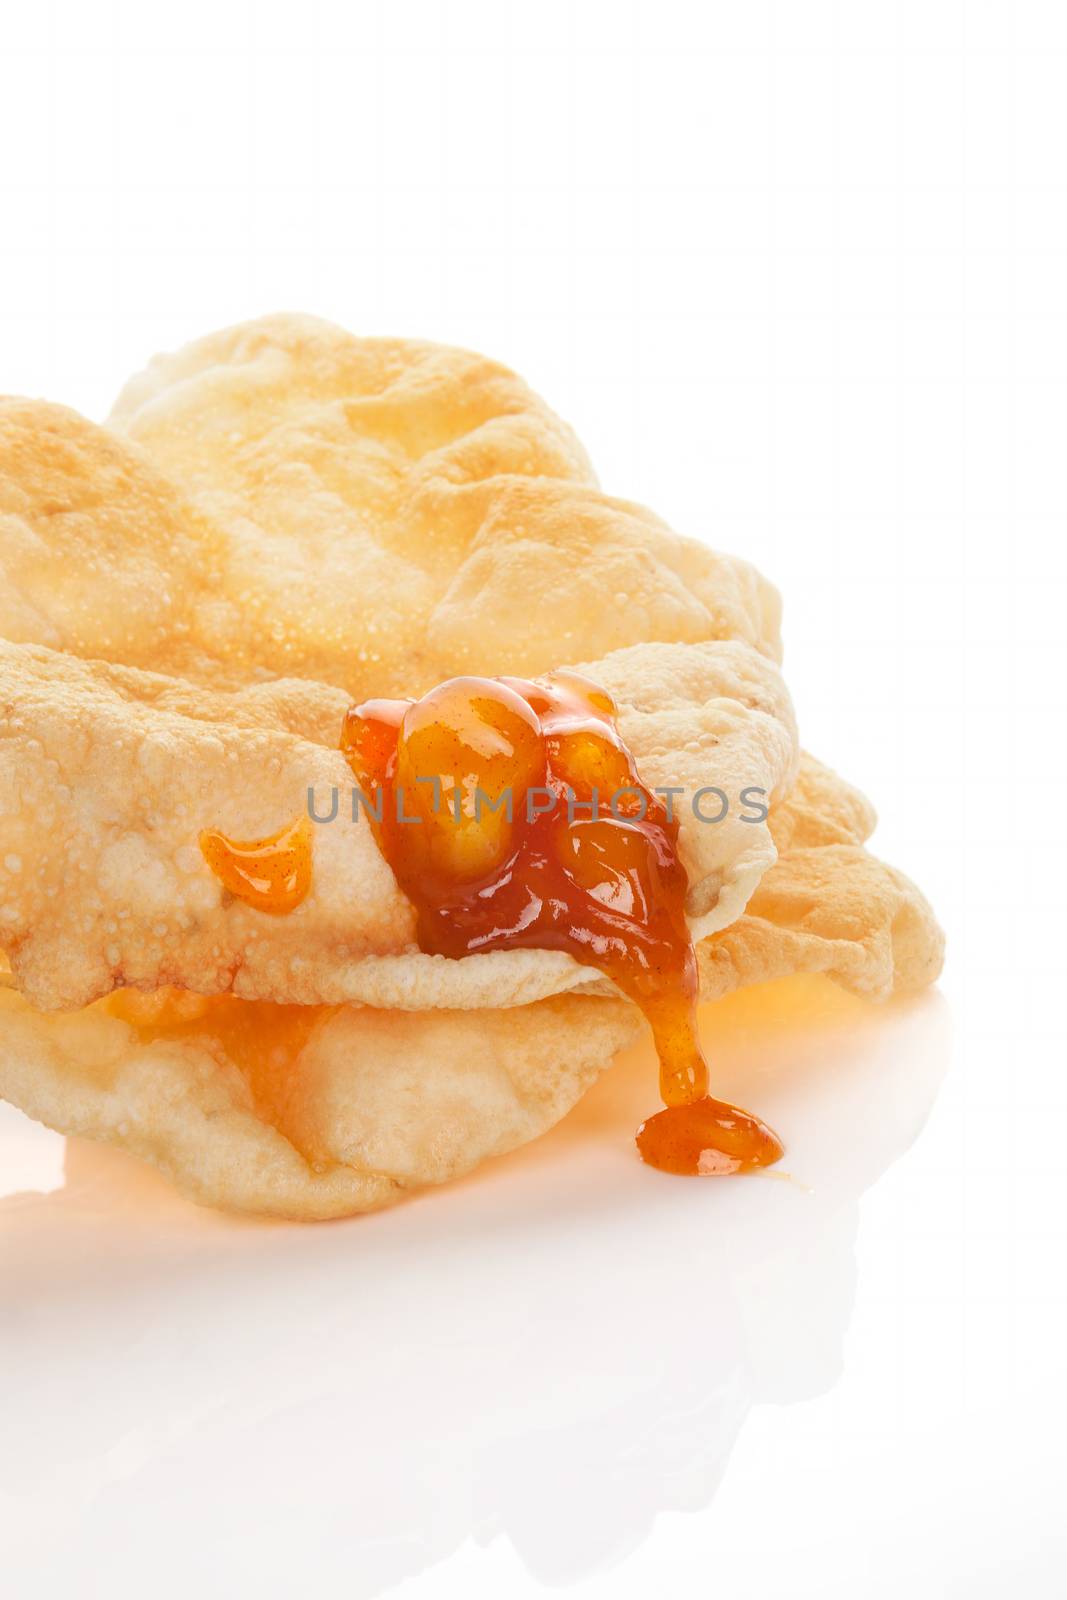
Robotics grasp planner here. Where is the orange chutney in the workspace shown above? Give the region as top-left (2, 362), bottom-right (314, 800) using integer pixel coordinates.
top-left (200, 814), bottom-right (313, 915)
top-left (340, 671), bottom-right (783, 1178)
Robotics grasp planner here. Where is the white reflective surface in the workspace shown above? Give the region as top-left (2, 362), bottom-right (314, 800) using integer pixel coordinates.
top-left (1, 978), bottom-right (954, 1596)
top-left (4, 1), bottom-right (1067, 1591)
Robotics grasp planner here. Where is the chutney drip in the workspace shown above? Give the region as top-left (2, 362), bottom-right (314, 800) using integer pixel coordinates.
top-left (340, 671), bottom-right (783, 1178)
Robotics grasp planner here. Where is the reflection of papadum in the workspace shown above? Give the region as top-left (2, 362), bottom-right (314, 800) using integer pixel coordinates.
top-left (0, 977), bottom-right (952, 1597)
top-left (0, 316), bottom-right (943, 1216)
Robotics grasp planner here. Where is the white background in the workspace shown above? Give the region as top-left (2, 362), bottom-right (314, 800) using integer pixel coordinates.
top-left (1, 2), bottom-right (1065, 1596)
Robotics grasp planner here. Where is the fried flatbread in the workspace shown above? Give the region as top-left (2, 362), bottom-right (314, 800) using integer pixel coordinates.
top-left (0, 316), bottom-right (943, 1217)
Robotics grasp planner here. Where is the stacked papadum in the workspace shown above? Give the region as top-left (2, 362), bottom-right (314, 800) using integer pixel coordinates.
top-left (0, 316), bottom-right (943, 1217)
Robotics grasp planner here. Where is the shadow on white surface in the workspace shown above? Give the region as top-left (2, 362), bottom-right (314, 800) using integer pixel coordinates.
top-left (0, 976), bottom-right (950, 1596)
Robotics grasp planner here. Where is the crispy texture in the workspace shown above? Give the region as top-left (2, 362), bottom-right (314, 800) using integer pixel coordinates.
top-left (701, 844), bottom-right (944, 1001)
top-left (0, 635), bottom-right (796, 1013)
top-left (4, 336), bottom-right (780, 705)
top-left (100, 315), bottom-right (783, 694)
top-left (0, 398), bottom-right (234, 683)
top-left (767, 749), bottom-right (877, 852)
top-left (0, 987), bottom-right (640, 1219)
top-left (701, 753), bottom-right (944, 1001)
